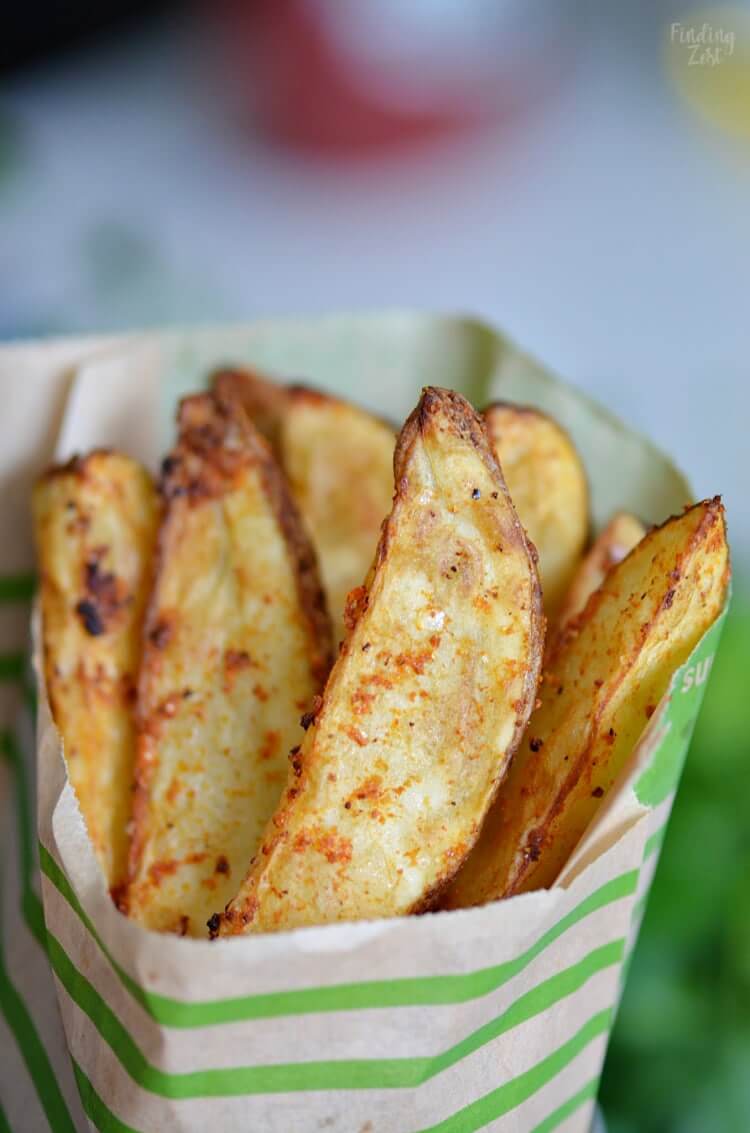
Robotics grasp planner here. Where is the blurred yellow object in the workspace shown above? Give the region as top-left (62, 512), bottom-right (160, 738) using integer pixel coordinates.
top-left (666, 6), bottom-right (750, 140)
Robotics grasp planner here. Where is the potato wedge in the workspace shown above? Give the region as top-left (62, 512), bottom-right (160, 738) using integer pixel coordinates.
top-left (483, 403), bottom-right (588, 618)
top-left (33, 452), bottom-right (158, 891)
top-left (213, 369), bottom-right (395, 643)
top-left (443, 497), bottom-right (730, 909)
top-left (216, 387), bottom-right (543, 936)
top-left (126, 390), bottom-right (333, 936)
top-left (554, 511), bottom-right (646, 637)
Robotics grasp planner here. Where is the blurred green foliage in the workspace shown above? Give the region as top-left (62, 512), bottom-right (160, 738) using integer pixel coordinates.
top-left (601, 585), bottom-right (750, 1133)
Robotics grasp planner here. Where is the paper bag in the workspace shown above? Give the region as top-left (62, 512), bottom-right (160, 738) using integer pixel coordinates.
top-left (0, 315), bottom-right (727, 1132)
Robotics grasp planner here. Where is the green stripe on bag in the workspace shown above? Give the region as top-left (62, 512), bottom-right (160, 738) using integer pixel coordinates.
top-left (0, 1099), bottom-right (12, 1133)
top-left (0, 654), bottom-right (24, 683)
top-left (632, 888), bottom-right (650, 925)
top-left (416, 1011), bottom-right (611, 1133)
top-left (73, 1063), bottom-right (144, 1133)
top-left (71, 1042), bottom-right (607, 1133)
top-left (0, 730), bottom-right (77, 1132)
top-left (0, 574), bottom-right (35, 603)
top-left (530, 1078), bottom-right (600, 1133)
top-left (643, 821), bottom-right (668, 861)
top-left (72, 1044), bottom-right (604, 1133)
top-left (40, 843), bottom-right (637, 1025)
top-left (0, 893), bottom-right (76, 1133)
top-left (1, 732), bottom-right (45, 947)
top-left (49, 930), bottom-right (621, 1097)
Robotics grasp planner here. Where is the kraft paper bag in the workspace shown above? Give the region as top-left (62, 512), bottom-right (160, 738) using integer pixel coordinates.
top-left (0, 315), bottom-right (727, 1133)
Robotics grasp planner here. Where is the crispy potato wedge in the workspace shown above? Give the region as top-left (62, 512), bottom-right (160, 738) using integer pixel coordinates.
top-left (216, 387), bottom-right (543, 936)
top-left (33, 452), bottom-right (158, 891)
top-left (213, 369), bottom-right (395, 643)
top-left (443, 498), bottom-right (730, 909)
top-left (554, 512), bottom-right (646, 638)
top-left (483, 403), bottom-right (588, 618)
top-left (126, 390), bottom-right (333, 936)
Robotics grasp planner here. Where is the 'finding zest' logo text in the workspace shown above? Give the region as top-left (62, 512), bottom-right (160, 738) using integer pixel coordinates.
top-left (670, 21), bottom-right (736, 66)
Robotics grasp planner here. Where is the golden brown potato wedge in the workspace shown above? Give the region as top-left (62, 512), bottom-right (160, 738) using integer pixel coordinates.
top-left (33, 452), bottom-right (158, 891)
top-left (213, 369), bottom-right (395, 643)
top-left (126, 390), bottom-right (333, 936)
top-left (216, 386), bottom-right (543, 936)
top-left (554, 512), bottom-right (647, 638)
top-left (483, 403), bottom-right (588, 618)
top-left (443, 498), bottom-right (730, 909)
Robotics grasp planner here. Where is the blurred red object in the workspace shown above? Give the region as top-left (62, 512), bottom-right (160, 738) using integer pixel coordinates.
top-left (221, 0), bottom-right (572, 157)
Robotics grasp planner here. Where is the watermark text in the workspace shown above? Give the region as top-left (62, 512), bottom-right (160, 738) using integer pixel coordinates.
top-left (671, 21), bottom-right (736, 65)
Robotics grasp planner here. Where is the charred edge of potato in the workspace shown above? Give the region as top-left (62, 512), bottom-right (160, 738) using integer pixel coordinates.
top-left (37, 451), bottom-right (148, 641)
top-left (482, 399), bottom-right (589, 571)
top-left (486, 401), bottom-right (571, 419)
top-left (214, 385), bottom-right (544, 936)
top-left (126, 391), bottom-right (334, 893)
top-left (343, 386), bottom-right (543, 648)
top-left (485, 401), bottom-right (549, 422)
top-left (38, 448), bottom-right (116, 484)
top-left (214, 367), bottom-right (398, 650)
top-left (509, 495), bottom-right (728, 896)
top-left (483, 400), bottom-right (590, 520)
top-left (414, 389), bottom-right (542, 554)
top-left (211, 367), bottom-right (288, 450)
top-left (215, 386), bottom-right (334, 686)
top-left (483, 400), bottom-right (586, 467)
top-left (284, 385), bottom-right (397, 434)
top-left (34, 450), bottom-right (158, 894)
top-left (577, 513), bottom-right (646, 586)
top-left (442, 496), bottom-right (728, 910)
top-left (352, 385), bottom-right (543, 794)
top-left (552, 512), bottom-right (647, 644)
top-left (36, 449), bottom-right (158, 653)
top-left (212, 367), bottom-right (398, 443)
top-left (445, 392), bottom-right (549, 840)
top-left (551, 498), bottom-right (724, 666)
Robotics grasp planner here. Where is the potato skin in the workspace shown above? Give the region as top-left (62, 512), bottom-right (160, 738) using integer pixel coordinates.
top-left (216, 386), bottom-right (543, 936)
top-left (125, 390), bottom-right (333, 936)
top-left (443, 497), bottom-right (730, 910)
top-left (554, 511), bottom-right (646, 640)
top-left (33, 451), bottom-right (158, 891)
top-left (483, 403), bottom-right (588, 619)
top-left (213, 369), bottom-right (395, 644)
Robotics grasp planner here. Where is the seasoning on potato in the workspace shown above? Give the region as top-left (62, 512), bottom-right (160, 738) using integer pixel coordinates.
top-left (125, 388), bottom-right (332, 936)
top-left (554, 511), bottom-right (646, 639)
top-left (442, 497), bottom-right (730, 909)
top-left (33, 368), bottom-right (730, 942)
top-left (213, 368), bottom-right (395, 644)
top-left (215, 386), bottom-right (543, 936)
top-left (483, 402), bottom-right (588, 619)
top-left (33, 451), bottom-right (158, 891)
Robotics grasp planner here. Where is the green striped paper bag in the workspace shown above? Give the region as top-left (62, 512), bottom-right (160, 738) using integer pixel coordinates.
top-left (0, 316), bottom-right (727, 1133)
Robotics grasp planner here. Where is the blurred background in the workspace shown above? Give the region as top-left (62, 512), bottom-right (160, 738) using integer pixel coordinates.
top-left (2, 1), bottom-right (748, 1129)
